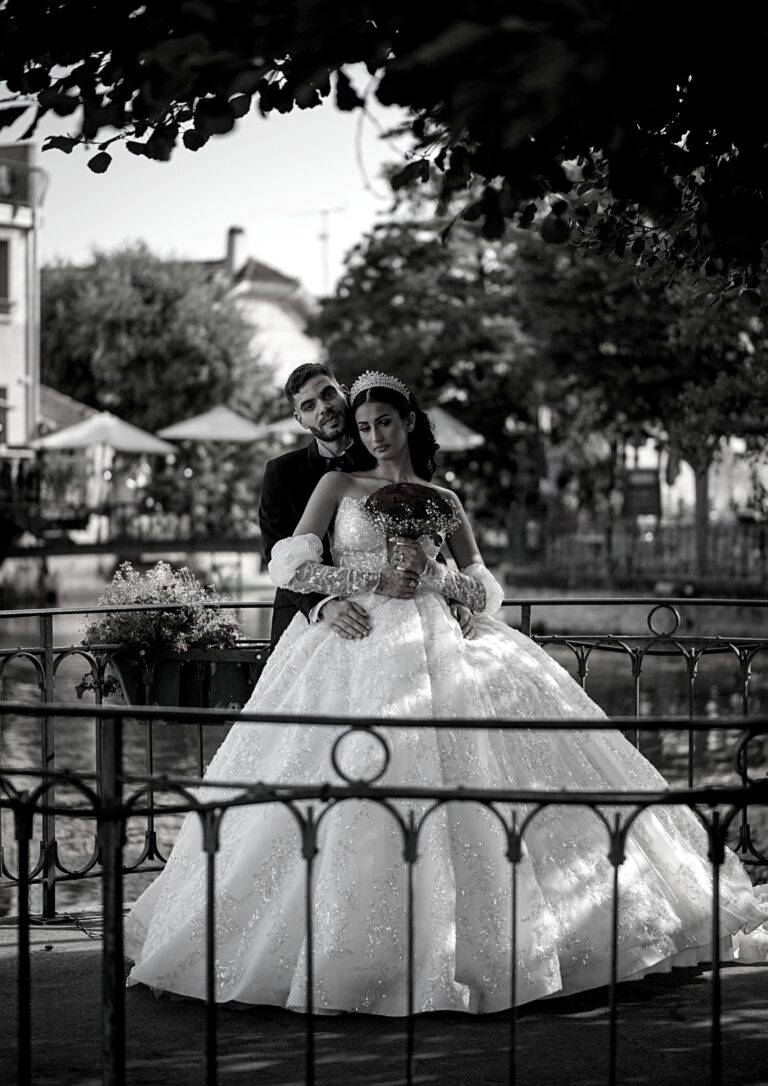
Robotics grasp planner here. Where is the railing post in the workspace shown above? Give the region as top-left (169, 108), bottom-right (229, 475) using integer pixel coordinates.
top-left (15, 797), bottom-right (33, 1086)
top-left (101, 711), bottom-right (125, 1086)
top-left (520, 604), bottom-right (532, 638)
top-left (39, 612), bottom-right (57, 920)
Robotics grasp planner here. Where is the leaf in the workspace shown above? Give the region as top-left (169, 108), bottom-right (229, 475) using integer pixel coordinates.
top-left (481, 187), bottom-right (505, 240)
top-left (540, 212), bottom-right (570, 244)
top-left (229, 94), bottom-right (251, 118)
top-left (194, 96), bottom-right (235, 136)
top-left (182, 128), bottom-right (208, 151)
top-left (390, 159), bottom-right (430, 191)
top-left (739, 287), bottom-right (762, 312)
top-left (461, 199), bottom-right (484, 222)
top-left (87, 151), bottom-right (112, 173)
top-left (0, 104), bottom-right (29, 130)
top-left (50, 94), bottom-right (79, 117)
top-left (25, 66), bottom-right (51, 93)
top-left (126, 140), bottom-right (149, 156)
top-left (519, 202), bottom-right (537, 229)
top-left (42, 134), bottom-right (79, 154)
top-left (294, 82), bottom-right (322, 109)
top-left (20, 106), bottom-right (48, 140)
top-left (336, 69), bottom-right (363, 111)
top-left (498, 181), bottom-right (519, 217)
top-left (439, 213), bottom-right (460, 244)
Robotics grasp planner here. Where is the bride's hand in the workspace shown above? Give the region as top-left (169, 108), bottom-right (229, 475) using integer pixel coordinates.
top-left (388, 536), bottom-right (428, 575)
top-left (377, 567), bottom-right (419, 599)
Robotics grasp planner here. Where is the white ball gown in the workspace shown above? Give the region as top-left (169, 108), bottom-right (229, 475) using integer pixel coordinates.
top-left (125, 496), bottom-right (768, 1013)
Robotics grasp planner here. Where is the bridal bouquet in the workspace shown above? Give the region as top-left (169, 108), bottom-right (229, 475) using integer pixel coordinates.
top-left (364, 482), bottom-right (459, 543)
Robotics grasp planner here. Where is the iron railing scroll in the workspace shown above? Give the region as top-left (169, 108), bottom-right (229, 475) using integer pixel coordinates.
top-left (1, 702), bottom-right (767, 1086)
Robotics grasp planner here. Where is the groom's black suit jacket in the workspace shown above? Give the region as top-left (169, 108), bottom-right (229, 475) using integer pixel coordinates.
top-left (258, 439), bottom-right (368, 648)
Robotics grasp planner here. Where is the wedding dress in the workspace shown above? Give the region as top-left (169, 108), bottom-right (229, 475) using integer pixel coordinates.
top-left (125, 496), bottom-right (768, 1013)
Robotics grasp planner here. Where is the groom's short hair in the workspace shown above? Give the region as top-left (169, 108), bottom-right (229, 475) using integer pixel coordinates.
top-left (284, 363), bottom-right (338, 405)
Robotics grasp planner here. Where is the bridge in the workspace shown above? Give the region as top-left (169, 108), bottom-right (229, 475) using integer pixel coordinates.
top-left (0, 537), bottom-right (263, 560)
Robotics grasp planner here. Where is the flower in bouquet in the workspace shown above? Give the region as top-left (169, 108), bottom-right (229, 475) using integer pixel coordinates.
top-left (82, 560), bottom-right (241, 655)
top-left (364, 482), bottom-right (459, 544)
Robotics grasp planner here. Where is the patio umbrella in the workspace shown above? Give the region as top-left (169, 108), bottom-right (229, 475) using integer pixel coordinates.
top-left (262, 406), bottom-right (485, 452)
top-left (157, 405), bottom-right (267, 443)
top-left (428, 407), bottom-right (485, 453)
top-left (31, 411), bottom-right (176, 455)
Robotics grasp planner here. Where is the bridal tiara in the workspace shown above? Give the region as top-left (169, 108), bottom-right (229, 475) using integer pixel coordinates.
top-left (349, 370), bottom-right (411, 402)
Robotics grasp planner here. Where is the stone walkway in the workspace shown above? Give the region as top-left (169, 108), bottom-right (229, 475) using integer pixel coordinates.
top-left (1, 917), bottom-right (767, 1085)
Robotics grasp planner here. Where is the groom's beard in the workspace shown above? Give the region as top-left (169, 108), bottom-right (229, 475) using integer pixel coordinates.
top-left (306, 410), bottom-right (349, 443)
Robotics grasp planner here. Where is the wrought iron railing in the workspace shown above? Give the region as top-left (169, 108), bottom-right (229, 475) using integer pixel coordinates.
top-left (1, 701), bottom-right (767, 1086)
top-left (2, 597), bottom-right (768, 922)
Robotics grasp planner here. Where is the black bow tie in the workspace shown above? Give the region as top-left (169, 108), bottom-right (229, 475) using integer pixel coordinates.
top-left (325, 451), bottom-right (354, 472)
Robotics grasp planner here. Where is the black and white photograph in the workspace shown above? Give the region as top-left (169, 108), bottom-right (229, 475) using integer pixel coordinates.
top-left (1, 4), bottom-right (768, 1084)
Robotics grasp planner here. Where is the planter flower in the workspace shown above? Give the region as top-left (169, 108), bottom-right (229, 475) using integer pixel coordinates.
top-left (81, 561), bottom-right (252, 707)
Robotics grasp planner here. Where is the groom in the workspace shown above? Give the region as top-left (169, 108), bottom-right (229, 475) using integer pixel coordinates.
top-left (259, 362), bottom-right (474, 648)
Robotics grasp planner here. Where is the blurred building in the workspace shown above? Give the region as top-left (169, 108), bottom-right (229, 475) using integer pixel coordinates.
top-left (197, 226), bottom-right (321, 388)
top-left (630, 437), bottom-right (768, 522)
top-left (0, 143), bottom-right (47, 449)
top-left (0, 144), bottom-right (49, 551)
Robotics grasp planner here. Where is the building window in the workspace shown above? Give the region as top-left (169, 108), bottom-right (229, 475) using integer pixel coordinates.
top-left (0, 238), bottom-right (9, 314)
top-left (0, 386), bottom-right (8, 444)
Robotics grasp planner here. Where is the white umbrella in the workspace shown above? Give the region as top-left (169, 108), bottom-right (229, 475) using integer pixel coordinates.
top-left (262, 406), bottom-right (485, 452)
top-left (31, 410), bottom-right (176, 455)
top-left (428, 406), bottom-right (485, 452)
top-left (157, 405), bottom-right (267, 443)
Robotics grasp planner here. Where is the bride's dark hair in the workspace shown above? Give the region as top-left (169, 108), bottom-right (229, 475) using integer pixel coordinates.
top-left (350, 385), bottom-right (439, 481)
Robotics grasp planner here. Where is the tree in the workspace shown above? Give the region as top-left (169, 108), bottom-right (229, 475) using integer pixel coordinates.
top-left (317, 184), bottom-right (768, 572)
top-left (41, 243), bottom-right (276, 538)
top-left (661, 287), bottom-right (768, 574)
top-left (312, 217), bottom-right (540, 546)
top-left (515, 245), bottom-right (768, 573)
top-left (3, 3), bottom-right (768, 293)
top-left (41, 243), bottom-right (265, 433)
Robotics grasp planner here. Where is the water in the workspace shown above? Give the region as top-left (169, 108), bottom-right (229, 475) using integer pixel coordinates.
top-left (1, 585), bottom-right (767, 916)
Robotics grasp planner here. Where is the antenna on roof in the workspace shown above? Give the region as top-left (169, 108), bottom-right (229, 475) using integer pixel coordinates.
top-left (290, 205), bottom-right (346, 294)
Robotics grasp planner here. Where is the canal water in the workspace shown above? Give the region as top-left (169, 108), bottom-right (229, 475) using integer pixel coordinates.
top-left (1, 580), bottom-right (767, 916)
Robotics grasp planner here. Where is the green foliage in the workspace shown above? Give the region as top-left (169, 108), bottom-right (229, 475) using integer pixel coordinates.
top-left (82, 560), bottom-right (241, 655)
top-left (41, 243), bottom-right (264, 434)
top-left (3, 3), bottom-right (768, 288)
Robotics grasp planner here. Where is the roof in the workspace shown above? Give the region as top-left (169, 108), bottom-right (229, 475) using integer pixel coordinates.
top-left (234, 257), bottom-right (299, 288)
top-left (41, 255), bottom-right (300, 291)
top-left (39, 385), bottom-right (97, 431)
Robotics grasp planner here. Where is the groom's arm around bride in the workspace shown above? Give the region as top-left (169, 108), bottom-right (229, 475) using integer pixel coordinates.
top-left (258, 363), bottom-right (381, 649)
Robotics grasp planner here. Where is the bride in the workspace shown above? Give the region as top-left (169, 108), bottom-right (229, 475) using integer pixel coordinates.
top-left (125, 370), bottom-right (768, 1014)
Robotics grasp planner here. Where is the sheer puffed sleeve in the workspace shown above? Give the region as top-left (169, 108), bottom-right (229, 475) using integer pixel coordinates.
top-left (419, 557), bottom-right (487, 613)
top-left (461, 563), bottom-right (505, 615)
top-left (268, 534), bottom-right (381, 597)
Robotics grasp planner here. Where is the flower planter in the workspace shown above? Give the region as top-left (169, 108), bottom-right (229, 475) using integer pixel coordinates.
top-left (110, 646), bottom-right (270, 709)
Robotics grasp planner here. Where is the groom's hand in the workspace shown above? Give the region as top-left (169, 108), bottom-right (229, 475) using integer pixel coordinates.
top-left (449, 602), bottom-right (477, 640)
top-left (319, 599), bottom-right (372, 639)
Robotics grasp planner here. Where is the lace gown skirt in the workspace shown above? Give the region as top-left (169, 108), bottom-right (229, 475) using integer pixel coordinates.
top-left (125, 590), bottom-right (768, 1014)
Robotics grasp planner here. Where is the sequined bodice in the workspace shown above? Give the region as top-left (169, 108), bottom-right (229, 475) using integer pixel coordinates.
top-left (330, 496), bottom-right (441, 573)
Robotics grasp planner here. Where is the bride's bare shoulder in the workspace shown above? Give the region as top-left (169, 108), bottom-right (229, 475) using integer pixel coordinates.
top-left (428, 482), bottom-right (464, 509)
top-left (311, 471), bottom-right (353, 499)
